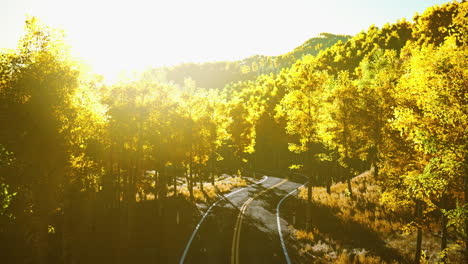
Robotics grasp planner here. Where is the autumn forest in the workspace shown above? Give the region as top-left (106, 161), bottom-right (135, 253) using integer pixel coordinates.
top-left (0, 1), bottom-right (467, 263)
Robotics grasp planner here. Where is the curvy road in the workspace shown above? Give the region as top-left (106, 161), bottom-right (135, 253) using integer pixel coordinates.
top-left (179, 175), bottom-right (306, 264)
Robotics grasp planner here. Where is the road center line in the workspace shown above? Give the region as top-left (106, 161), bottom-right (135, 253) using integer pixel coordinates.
top-left (231, 178), bottom-right (288, 264)
top-left (179, 175), bottom-right (268, 264)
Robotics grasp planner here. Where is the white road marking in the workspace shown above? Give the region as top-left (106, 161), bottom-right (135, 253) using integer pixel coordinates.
top-left (231, 178), bottom-right (287, 264)
top-left (179, 175), bottom-right (268, 264)
top-left (276, 182), bottom-right (306, 264)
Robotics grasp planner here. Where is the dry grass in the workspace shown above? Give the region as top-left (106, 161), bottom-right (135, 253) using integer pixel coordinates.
top-left (291, 172), bottom-right (463, 263)
top-left (334, 249), bottom-right (396, 264)
top-left (215, 176), bottom-right (248, 194)
top-left (294, 228), bottom-right (316, 241)
top-left (298, 172), bottom-right (403, 237)
top-left (176, 176), bottom-right (247, 202)
top-left (137, 175), bottom-right (247, 203)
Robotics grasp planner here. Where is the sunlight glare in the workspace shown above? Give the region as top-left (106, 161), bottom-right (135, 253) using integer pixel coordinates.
top-left (1, 0), bottom-right (451, 83)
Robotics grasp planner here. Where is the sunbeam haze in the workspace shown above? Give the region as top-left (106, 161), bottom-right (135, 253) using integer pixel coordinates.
top-left (0, 1), bottom-right (466, 263)
top-left (2, 0), bottom-right (449, 82)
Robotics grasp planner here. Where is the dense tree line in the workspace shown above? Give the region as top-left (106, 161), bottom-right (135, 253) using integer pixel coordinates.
top-left (0, 1), bottom-right (466, 263)
top-left (0, 17), bottom-right (250, 262)
top-left (267, 2), bottom-right (466, 262)
top-left (243, 1), bottom-right (467, 262)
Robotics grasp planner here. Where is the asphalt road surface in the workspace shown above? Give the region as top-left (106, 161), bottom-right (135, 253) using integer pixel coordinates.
top-left (180, 175), bottom-right (305, 264)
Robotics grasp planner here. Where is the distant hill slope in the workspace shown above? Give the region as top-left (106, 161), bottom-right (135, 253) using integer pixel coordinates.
top-left (144, 33), bottom-right (351, 89)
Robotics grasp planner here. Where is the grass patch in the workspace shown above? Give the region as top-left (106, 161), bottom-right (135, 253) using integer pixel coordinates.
top-left (290, 172), bottom-right (463, 263)
top-left (175, 175), bottom-right (247, 202)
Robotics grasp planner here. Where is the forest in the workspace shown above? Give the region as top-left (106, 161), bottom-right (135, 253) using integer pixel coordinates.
top-left (0, 1), bottom-right (467, 263)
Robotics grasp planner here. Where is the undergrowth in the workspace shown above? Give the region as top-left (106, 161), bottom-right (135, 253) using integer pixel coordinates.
top-left (291, 172), bottom-right (462, 263)
top-left (176, 175), bottom-right (247, 202)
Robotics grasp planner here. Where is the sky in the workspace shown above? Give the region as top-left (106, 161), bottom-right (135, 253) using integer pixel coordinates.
top-left (2, 0), bottom-right (452, 82)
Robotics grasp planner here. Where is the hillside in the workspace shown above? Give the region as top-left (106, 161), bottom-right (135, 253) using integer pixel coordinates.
top-left (144, 33), bottom-right (350, 89)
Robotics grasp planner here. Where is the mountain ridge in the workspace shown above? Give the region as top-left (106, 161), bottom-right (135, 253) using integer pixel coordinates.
top-left (143, 33), bottom-right (351, 89)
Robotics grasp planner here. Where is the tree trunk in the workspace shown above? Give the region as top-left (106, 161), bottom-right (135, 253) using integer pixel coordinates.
top-left (103, 146), bottom-right (114, 209)
top-left (122, 164), bottom-right (128, 205)
top-left (306, 174), bottom-right (312, 231)
top-left (161, 166), bottom-right (168, 199)
top-left (35, 215), bottom-right (49, 264)
top-left (415, 200), bottom-right (423, 264)
top-left (189, 119), bottom-right (194, 201)
top-left (441, 206), bottom-right (448, 263)
top-left (347, 172), bottom-right (353, 199)
top-left (34, 166), bottom-right (51, 264)
top-left (342, 114), bottom-right (353, 199)
top-left (187, 166), bottom-right (194, 201)
top-left (464, 149), bottom-right (468, 264)
top-left (127, 158), bottom-right (137, 246)
top-left (154, 166), bottom-right (160, 218)
top-left (117, 144), bottom-right (122, 208)
top-left (373, 144), bottom-right (379, 179)
top-left (62, 182), bottom-right (79, 264)
top-left (173, 165), bottom-right (177, 197)
top-left (373, 161), bottom-right (379, 179)
top-left (159, 167), bottom-right (167, 217)
top-left (199, 166), bottom-right (204, 192)
top-left (130, 162), bottom-right (136, 204)
top-left (116, 166), bottom-right (120, 207)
